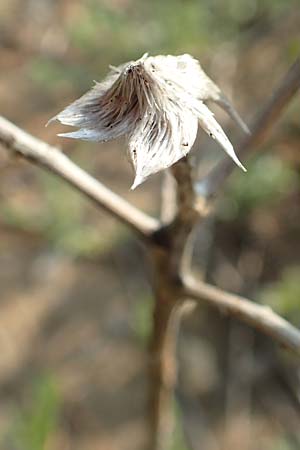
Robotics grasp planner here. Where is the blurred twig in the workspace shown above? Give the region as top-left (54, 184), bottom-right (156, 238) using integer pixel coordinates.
top-left (182, 275), bottom-right (300, 355)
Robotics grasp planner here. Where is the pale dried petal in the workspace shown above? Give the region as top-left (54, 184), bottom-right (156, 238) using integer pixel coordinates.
top-left (146, 54), bottom-right (249, 134)
top-left (129, 106), bottom-right (198, 189)
top-left (138, 61), bottom-right (246, 174)
top-left (48, 56), bottom-right (152, 142)
top-left (195, 59), bottom-right (250, 134)
top-left (192, 100), bottom-right (247, 172)
top-left (144, 54), bottom-right (204, 99)
top-left (49, 53), bottom-right (247, 188)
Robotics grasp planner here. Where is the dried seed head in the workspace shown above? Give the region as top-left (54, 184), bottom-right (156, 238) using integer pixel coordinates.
top-left (49, 53), bottom-right (248, 189)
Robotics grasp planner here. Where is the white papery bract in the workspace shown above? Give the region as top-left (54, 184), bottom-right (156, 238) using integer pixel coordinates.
top-left (49, 53), bottom-right (248, 189)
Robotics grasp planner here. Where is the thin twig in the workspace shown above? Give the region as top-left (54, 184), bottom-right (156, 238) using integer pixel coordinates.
top-left (198, 57), bottom-right (300, 199)
top-left (0, 116), bottom-right (160, 239)
top-left (182, 275), bottom-right (300, 355)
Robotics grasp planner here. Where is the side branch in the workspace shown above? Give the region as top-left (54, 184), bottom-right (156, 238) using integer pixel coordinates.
top-left (0, 116), bottom-right (160, 239)
top-left (198, 57), bottom-right (300, 199)
top-left (183, 275), bottom-right (300, 355)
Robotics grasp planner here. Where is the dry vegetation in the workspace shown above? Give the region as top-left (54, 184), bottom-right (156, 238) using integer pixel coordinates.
top-left (0, 1), bottom-right (300, 450)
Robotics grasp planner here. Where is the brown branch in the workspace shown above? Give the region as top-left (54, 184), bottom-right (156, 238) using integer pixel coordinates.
top-left (147, 158), bottom-right (200, 450)
top-left (183, 275), bottom-right (300, 355)
top-left (148, 57), bottom-right (300, 450)
top-left (0, 116), bottom-right (160, 239)
top-left (198, 57), bottom-right (300, 199)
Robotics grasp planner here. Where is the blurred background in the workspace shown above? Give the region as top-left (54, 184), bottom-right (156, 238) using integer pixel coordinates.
top-left (0, 0), bottom-right (300, 449)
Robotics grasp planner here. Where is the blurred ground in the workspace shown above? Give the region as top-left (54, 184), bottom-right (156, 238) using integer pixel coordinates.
top-left (0, 1), bottom-right (300, 449)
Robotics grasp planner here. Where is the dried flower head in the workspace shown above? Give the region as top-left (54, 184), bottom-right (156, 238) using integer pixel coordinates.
top-left (49, 53), bottom-right (248, 189)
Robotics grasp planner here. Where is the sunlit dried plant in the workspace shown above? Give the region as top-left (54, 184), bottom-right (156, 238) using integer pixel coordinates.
top-left (49, 53), bottom-right (248, 188)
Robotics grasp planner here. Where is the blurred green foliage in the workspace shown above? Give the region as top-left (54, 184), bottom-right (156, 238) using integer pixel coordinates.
top-left (0, 169), bottom-right (129, 257)
top-left (28, 58), bottom-right (90, 92)
top-left (38, 172), bottom-right (129, 256)
top-left (260, 266), bottom-right (300, 322)
top-left (270, 435), bottom-right (300, 450)
top-left (217, 154), bottom-right (298, 221)
top-left (66, 0), bottom-right (299, 57)
top-left (132, 293), bottom-right (154, 345)
top-left (171, 401), bottom-right (190, 450)
top-left (9, 375), bottom-right (60, 450)
top-left (27, 0), bottom-right (299, 93)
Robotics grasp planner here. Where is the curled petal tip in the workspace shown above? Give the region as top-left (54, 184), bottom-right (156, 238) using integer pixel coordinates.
top-left (57, 131), bottom-right (79, 139)
top-left (131, 174), bottom-right (144, 190)
top-left (238, 161), bottom-right (247, 172)
top-left (226, 147), bottom-right (247, 172)
top-left (243, 124), bottom-right (251, 136)
top-left (230, 151), bottom-right (247, 172)
top-left (45, 116), bottom-right (57, 127)
top-left (130, 181), bottom-right (139, 190)
top-left (238, 119), bottom-right (251, 135)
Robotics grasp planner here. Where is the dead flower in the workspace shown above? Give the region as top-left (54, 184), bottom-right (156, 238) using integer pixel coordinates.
top-left (49, 53), bottom-right (248, 189)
